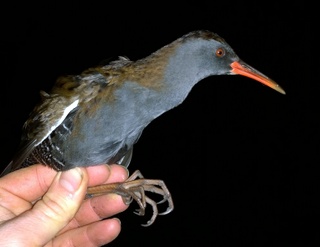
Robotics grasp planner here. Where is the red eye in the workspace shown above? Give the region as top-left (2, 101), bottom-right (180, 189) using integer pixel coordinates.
top-left (215, 48), bottom-right (225, 57)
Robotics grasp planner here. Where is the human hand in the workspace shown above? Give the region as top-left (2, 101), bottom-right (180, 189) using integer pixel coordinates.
top-left (0, 163), bottom-right (129, 246)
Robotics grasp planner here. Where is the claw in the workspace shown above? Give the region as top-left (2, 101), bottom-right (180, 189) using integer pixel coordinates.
top-left (140, 196), bottom-right (158, 226)
top-left (86, 170), bottom-right (174, 226)
top-left (123, 196), bottom-right (133, 205)
top-left (141, 220), bottom-right (153, 227)
top-left (159, 206), bottom-right (174, 216)
top-left (134, 208), bottom-right (145, 216)
top-left (157, 197), bottom-right (169, 204)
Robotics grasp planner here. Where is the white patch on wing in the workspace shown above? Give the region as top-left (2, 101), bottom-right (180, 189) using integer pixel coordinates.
top-left (39, 99), bottom-right (79, 144)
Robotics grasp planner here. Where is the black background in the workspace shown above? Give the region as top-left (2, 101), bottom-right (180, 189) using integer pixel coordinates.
top-left (0, 2), bottom-right (318, 246)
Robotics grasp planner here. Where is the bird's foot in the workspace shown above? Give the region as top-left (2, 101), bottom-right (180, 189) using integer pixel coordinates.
top-left (86, 170), bottom-right (174, 226)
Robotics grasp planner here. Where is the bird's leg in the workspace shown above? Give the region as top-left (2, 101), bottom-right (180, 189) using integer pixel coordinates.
top-left (86, 170), bottom-right (174, 226)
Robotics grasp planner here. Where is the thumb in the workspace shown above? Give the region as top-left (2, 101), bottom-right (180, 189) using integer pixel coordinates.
top-left (3, 167), bottom-right (88, 246)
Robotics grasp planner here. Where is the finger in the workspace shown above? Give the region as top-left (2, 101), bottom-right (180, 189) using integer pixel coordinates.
top-left (60, 164), bottom-right (129, 232)
top-left (73, 193), bottom-right (128, 227)
top-left (0, 163), bottom-right (127, 205)
top-left (0, 164), bottom-right (57, 202)
top-left (86, 164), bottom-right (129, 186)
top-left (49, 218), bottom-right (122, 247)
top-left (0, 165), bottom-right (57, 217)
top-left (0, 167), bottom-right (88, 246)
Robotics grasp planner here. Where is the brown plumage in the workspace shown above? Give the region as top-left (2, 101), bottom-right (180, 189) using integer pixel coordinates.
top-left (1, 30), bottom-right (285, 226)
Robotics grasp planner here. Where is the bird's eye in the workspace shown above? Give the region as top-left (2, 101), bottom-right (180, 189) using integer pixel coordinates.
top-left (215, 48), bottom-right (225, 57)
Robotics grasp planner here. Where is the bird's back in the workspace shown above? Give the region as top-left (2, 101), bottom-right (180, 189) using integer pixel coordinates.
top-left (3, 52), bottom-right (176, 174)
top-left (2, 30), bottom-right (285, 177)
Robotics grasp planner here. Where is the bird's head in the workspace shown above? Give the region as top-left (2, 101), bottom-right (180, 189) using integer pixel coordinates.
top-left (167, 30), bottom-right (285, 95)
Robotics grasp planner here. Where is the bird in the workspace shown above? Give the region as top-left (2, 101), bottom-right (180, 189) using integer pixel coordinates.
top-left (1, 30), bottom-right (285, 226)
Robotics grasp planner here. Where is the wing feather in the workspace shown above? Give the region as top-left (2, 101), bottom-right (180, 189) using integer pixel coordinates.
top-left (1, 93), bottom-right (79, 177)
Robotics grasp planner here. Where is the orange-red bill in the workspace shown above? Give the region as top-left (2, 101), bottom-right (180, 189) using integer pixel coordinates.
top-left (231, 61), bottom-right (285, 94)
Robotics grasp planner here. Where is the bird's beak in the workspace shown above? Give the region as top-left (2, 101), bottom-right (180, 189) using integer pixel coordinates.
top-left (230, 61), bottom-right (285, 95)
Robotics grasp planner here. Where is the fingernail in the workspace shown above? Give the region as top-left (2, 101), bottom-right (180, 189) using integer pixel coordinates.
top-left (59, 168), bottom-right (83, 193)
top-left (123, 167), bottom-right (129, 177)
top-left (114, 217), bottom-right (121, 226)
